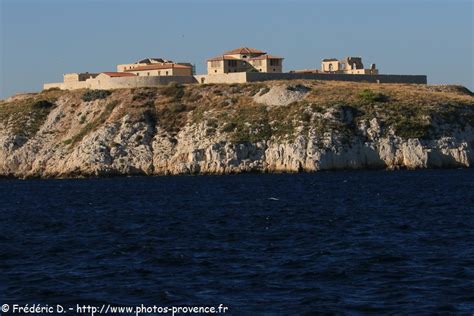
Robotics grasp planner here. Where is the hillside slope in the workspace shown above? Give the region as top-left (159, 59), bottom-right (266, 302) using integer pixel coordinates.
top-left (0, 80), bottom-right (473, 178)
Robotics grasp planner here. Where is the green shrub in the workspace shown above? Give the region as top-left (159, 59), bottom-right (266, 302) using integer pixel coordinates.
top-left (228, 105), bottom-right (272, 142)
top-left (259, 87), bottom-right (270, 95)
top-left (207, 119), bottom-right (218, 128)
top-left (33, 100), bottom-right (54, 109)
top-left (229, 85), bottom-right (243, 94)
top-left (310, 103), bottom-right (326, 113)
top-left (358, 89), bottom-right (388, 102)
top-left (167, 103), bottom-right (186, 113)
top-left (222, 122), bottom-right (236, 132)
top-left (79, 115), bottom-right (86, 124)
top-left (287, 84), bottom-right (309, 92)
top-left (394, 119), bottom-right (431, 139)
top-left (301, 112), bottom-right (312, 122)
top-left (206, 128), bottom-right (216, 136)
top-left (82, 90), bottom-right (111, 102)
top-left (187, 93), bottom-right (203, 102)
top-left (160, 82), bottom-right (184, 101)
top-left (132, 88), bottom-right (156, 101)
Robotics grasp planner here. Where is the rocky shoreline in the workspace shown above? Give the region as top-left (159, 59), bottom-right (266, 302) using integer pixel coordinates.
top-left (1, 81), bottom-right (472, 178)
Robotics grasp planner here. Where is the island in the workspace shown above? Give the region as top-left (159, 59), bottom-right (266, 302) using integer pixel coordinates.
top-left (1, 79), bottom-right (472, 178)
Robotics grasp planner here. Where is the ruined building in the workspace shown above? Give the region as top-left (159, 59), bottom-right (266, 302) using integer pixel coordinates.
top-left (321, 57), bottom-right (378, 75)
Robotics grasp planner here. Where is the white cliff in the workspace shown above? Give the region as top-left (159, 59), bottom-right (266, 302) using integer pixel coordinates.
top-left (0, 81), bottom-right (472, 178)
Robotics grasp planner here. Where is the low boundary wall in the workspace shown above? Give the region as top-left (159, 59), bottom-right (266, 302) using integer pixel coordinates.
top-left (246, 72), bottom-right (427, 84)
top-left (197, 72), bottom-right (427, 85)
top-left (44, 75), bottom-right (197, 91)
top-left (194, 73), bottom-right (247, 84)
top-left (43, 72), bottom-right (427, 91)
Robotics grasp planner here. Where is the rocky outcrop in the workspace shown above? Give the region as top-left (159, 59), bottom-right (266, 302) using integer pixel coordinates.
top-left (254, 84), bottom-right (310, 106)
top-left (0, 81), bottom-right (472, 178)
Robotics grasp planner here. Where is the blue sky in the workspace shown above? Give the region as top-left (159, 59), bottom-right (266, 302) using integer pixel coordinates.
top-left (1, 0), bottom-right (473, 98)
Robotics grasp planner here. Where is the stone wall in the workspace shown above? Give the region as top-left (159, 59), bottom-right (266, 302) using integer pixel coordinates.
top-left (44, 71), bottom-right (427, 91)
top-left (92, 75), bottom-right (196, 89)
top-left (43, 75), bottom-right (197, 91)
top-left (245, 72), bottom-right (427, 84)
top-left (130, 67), bottom-right (192, 77)
top-left (194, 73), bottom-right (248, 84)
top-left (193, 72), bottom-right (427, 85)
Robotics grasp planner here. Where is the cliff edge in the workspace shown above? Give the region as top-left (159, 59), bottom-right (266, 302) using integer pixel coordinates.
top-left (1, 80), bottom-right (473, 178)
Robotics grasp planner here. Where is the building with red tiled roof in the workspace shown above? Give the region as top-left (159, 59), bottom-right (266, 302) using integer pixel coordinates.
top-left (207, 55), bottom-right (240, 62)
top-left (100, 72), bottom-right (136, 77)
top-left (248, 54), bottom-right (283, 61)
top-left (207, 47), bottom-right (284, 74)
top-left (117, 58), bottom-right (194, 76)
top-left (223, 47), bottom-right (266, 55)
top-left (122, 62), bottom-right (193, 77)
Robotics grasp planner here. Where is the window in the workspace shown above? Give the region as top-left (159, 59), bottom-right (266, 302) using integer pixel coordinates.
top-left (166, 71), bottom-right (169, 75)
top-left (328, 64), bottom-right (333, 71)
top-left (214, 70), bottom-right (217, 73)
top-left (228, 60), bottom-right (237, 67)
top-left (270, 59), bottom-right (280, 66)
top-left (147, 72), bottom-right (150, 76)
top-left (158, 71), bottom-right (161, 75)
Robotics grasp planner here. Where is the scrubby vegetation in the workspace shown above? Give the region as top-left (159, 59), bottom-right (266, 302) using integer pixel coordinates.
top-left (185, 81), bottom-right (472, 142)
top-left (64, 100), bottom-right (119, 145)
top-left (82, 90), bottom-right (111, 102)
top-left (159, 82), bottom-right (184, 101)
top-left (32, 100), bottom-right (55, 109)
top-left (1, 80), bottom-right (472, 146)
top-left (0, 90), bottom-right (64, 138)
top-left (132, 88), bottom-right (157, 101)
top-left (357, 89), bottom-right (388, 103)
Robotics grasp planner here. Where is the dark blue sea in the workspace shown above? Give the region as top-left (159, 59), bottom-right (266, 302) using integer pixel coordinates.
top-left (1, 169), bottom-right (473, 315)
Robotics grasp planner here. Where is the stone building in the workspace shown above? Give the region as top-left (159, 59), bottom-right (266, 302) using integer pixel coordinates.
top-left (117, 58), bottom-right (193, 76)
top-left (43, 50), bottom-right (426, 90)
top-left (63, 72), bottom-right (99, 82)
top-left (321, 57), bottom-right (378, 75)
top-left (43, 56), bottom-right (195, 90)
top-left (123, 63), bottom-right (192, 77)
top-left (117, 58), bottom-right (169, 72)
top-left (207, 47), bottom-right (283, 74)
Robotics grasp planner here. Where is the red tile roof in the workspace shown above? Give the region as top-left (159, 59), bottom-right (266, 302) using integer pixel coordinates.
top-left (101, 72), bottom-right (136, 77)
top-left (223, 47), bottom-right (266, 55)
top-left (207, 55), bottom-right (240, 61)
top-left (124, 63), bottom-right (191, 71)
top-left (249, 54), bottom-right (283, 60)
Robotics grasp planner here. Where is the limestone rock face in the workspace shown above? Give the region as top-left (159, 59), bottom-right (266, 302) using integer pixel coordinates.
top-left (254, 84), bottom-right (310, 106)
top-left (0, 83), bottom-right (473, 178)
